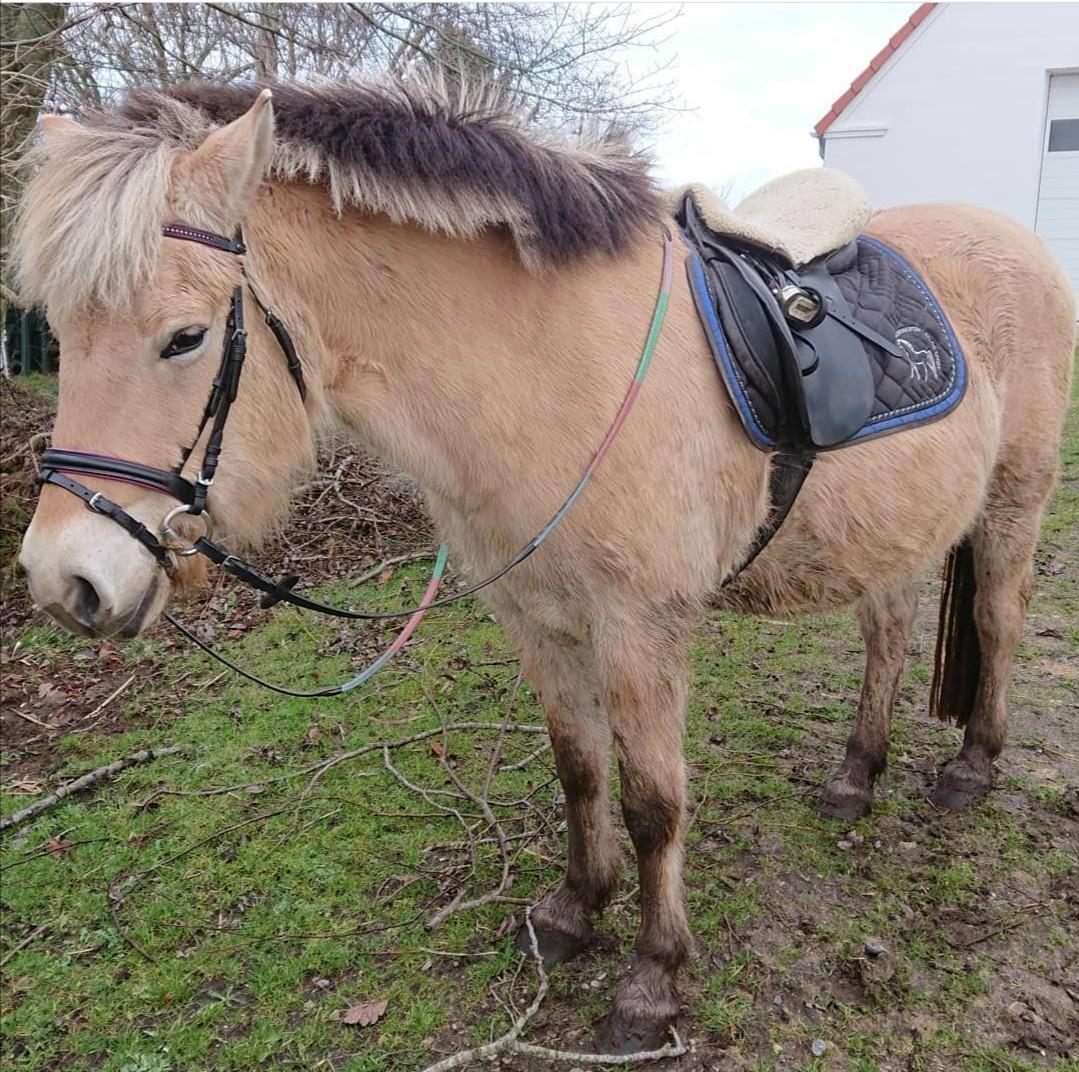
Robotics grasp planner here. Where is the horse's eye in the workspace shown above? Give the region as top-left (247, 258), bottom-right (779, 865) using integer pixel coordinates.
top-left (160, 327), bottom-right (207, 360)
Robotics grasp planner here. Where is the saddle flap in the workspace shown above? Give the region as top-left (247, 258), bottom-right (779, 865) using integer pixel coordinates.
top-left (792, 317), bottom-right (876, 448)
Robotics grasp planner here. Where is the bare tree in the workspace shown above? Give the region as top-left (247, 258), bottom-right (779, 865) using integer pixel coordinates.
top-left (0, 2), bottom-right (679, 309)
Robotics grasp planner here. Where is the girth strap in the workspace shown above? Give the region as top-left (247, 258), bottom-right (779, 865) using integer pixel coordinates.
top-left (722, 448), bottom-right (815, 585)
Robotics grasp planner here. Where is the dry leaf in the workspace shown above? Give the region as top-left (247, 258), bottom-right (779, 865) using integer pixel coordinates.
top-left (7, 778), bottom-right (44, 795)
top-left (36, 682), bottom-right (69, 706)
top-left (428, 740), bottom-right (445, 758)
top-left (339, 998), bottom-right (388, 1026)
top-left (46, 836), bottom-right (72, 856)
top-left (244, 784), bottom-right (265, 794)
top-left (377, 566), bottom-right (395, 584)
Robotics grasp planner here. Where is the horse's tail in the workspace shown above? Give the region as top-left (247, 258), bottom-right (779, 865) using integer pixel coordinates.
top-left (929, 536), bottom-right (982, 725)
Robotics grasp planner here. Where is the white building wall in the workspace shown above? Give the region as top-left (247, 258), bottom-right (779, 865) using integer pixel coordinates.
top-left (820, 3), bottom-right (1079, 229)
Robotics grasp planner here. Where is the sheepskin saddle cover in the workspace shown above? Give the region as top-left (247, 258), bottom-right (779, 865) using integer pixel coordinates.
top-left (667, 168), bottom-right (871, 269)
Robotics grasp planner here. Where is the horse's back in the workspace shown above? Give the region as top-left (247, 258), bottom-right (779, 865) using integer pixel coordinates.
top-left (868, 202), bottom-right (1075, 397)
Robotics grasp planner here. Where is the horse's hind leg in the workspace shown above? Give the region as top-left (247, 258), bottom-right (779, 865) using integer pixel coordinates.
top-left (820, 583), bottom-right (917, 821)
top-left (513, 635), bottom-right (622, 964)
top-left (932, 484), bottom-right (1049, 810)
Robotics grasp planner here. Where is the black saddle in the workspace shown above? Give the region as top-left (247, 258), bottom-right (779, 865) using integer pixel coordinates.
top-left (676, 192), bottom-right (966, 578)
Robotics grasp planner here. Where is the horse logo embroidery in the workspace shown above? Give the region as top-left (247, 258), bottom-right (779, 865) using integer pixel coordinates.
top-left (896, 326), bottom-right (943, 384)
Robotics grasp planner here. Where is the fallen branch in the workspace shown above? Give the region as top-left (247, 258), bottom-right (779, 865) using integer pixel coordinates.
top-left (418, 913), bottom-right (687, 1072)
top-left (425, 693), bottom-right (515, 929)
top-left (1, 746), bottom-right (183, 831)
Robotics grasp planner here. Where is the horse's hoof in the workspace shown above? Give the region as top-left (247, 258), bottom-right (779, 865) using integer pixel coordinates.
top-left (818, 777), bottom-right (873, 822)
top-left (931, 759), bottom-right (991, 811)
top-left (594, 1011), bottom-right (673, 1056)
top-left (514, 920), bottom-right (592, 966)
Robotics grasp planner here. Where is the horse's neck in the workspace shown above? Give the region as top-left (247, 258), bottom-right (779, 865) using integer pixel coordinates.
top-left (258, 185), bottom-right (668, 513)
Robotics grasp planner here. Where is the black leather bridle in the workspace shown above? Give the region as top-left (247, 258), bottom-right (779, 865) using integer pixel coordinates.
top-left (39, 223), bottom-right (306, 569)
top-left (34, 219), bottom-right (596, 620)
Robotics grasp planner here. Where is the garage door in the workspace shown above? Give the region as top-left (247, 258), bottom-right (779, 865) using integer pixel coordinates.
top-left (1036, 73), bottom-right (1079, 309)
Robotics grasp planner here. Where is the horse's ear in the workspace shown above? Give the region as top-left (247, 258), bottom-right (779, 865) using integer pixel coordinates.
top-left (176, 89), bottom-right (274, 228)
top-left (39, 115), bottom-right (81, 155)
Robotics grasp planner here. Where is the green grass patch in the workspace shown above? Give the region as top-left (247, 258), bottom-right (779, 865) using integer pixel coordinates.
top-left (2, 370), bottom-right (1076, 1070)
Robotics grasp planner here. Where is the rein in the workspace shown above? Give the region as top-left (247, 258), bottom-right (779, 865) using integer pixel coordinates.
top-left (38, 224), bottom-right (674, 695)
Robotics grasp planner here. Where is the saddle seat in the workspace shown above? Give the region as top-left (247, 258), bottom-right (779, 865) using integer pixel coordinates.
top-left (666, 168), bottom-right (871, 269)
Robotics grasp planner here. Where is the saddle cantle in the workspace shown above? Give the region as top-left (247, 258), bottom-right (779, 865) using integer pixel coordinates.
top-left (674, 177), bottom-right (967, 578)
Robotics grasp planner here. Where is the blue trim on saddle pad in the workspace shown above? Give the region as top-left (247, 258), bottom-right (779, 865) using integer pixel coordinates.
top-left (688, 234), bottom-right (967, 452)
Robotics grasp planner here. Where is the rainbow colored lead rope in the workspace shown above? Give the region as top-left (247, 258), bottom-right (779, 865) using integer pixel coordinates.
top-left (169, 229), bottom-right (674, 697)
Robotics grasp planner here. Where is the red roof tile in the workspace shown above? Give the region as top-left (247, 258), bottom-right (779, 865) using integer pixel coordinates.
top-left (814, 3), bottom-right (937, 136)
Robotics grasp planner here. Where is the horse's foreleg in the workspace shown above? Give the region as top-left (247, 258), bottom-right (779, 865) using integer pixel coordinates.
top-left (596, 644), bottom-right (691, 1054)
top-left (515, 637), bottom-right (621, 964)
top-left (820, 584), bottom-right (917, 821)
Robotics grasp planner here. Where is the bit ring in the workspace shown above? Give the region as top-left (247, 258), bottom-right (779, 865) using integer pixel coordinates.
top-left (161, 505), bottom-right (214, 557)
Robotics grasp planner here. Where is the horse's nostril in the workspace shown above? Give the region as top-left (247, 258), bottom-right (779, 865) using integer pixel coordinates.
top-left (71, 574), bottom-right (101, 625)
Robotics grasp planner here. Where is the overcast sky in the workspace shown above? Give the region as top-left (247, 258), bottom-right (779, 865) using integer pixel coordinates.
top-left (634, 2), bottom-right (918, 201)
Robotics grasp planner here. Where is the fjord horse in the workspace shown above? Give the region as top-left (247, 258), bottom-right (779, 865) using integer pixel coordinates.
top-left (16, 83), bottom-right (1074, 1049)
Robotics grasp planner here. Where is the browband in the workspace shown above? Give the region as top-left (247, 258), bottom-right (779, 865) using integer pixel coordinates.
top-left (161, 223), bottom-right (246, 255)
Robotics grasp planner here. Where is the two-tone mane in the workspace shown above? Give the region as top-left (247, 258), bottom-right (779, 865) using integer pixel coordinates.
top-left (15, 74), bottom-right (660, 317)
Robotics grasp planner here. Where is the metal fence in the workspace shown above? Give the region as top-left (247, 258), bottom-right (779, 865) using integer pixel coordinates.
top-left (2, 307), bottom-right (56, 376)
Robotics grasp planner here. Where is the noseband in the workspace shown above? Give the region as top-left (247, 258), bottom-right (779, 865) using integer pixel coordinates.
top-left (37, 224), bottom-right (675, 695)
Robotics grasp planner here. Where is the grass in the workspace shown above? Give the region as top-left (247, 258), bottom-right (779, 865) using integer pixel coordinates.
top-left (1, 370), bottom-right (1076, 1071)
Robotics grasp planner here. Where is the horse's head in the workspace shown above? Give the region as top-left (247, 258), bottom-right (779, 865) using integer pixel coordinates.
top-left (18, 91), bottom-right (314, 637)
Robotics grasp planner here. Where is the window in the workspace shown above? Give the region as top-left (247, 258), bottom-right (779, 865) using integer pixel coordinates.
top-left (1047, 118), bottom-right (1079, 152)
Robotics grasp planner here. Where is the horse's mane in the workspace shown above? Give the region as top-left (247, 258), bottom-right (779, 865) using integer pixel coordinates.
top-left (14, 72), bottom-right (661, 316)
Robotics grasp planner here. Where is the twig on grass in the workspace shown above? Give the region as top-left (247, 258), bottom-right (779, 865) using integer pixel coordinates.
top-left (1, 746), bottom-right (183, 831)
top-left (417, 912), bottom-right (688, 1072)
top-left (0, 924), bottom-right (48, 967)
top-left (0, 837), bottom-right (114, 872)
top-left (133, 722), bottom-right (546, 810)
top-left (348, 549), bottom-right (438, 587)
top-left (83, 672), bottom-right (137, 722)
top-left (107, 884), bottom-right (157, 963)
top-left (499, 741), bottom-right (551, 772)
top-left (10, 708), bottom-right (55, 729)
